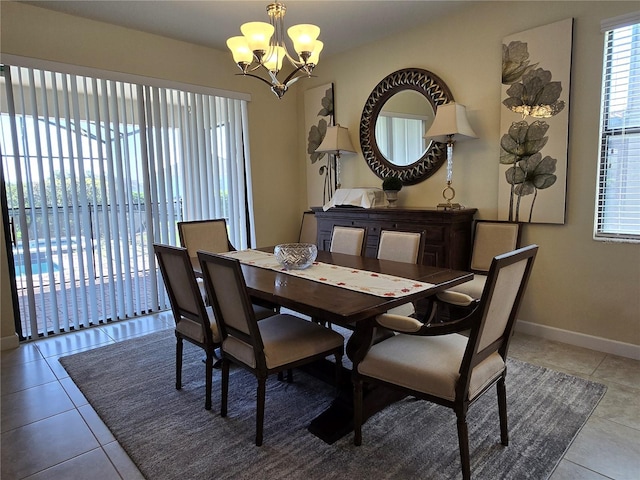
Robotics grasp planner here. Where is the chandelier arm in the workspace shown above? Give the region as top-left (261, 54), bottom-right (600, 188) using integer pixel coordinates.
top-left (281, 63), bottom-right (311, 87)
top-left (239, 72), bottom-right (282, 88)
top-left (245, 63), bottom-right (269, 74)
top-left (284, 51), bottom-right (304, 68)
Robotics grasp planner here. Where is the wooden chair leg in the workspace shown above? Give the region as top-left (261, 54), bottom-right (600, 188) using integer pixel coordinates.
top-left (353, 378), bottom-right (363, 446)
top-left (498, 376), bottom-right (509, 446)
top-left (277, 369), bottom-right (294, 382)
top-left (256, 376), bottom-right (266, 446)
top-left (334, 352), bottom-right (343, 389)
top-left (220, 358), bottom-right (229, 417)
top-left (175, 336), bottom-right (183, 390)
top-left (456, 410), bottom-right (471, 480)
top-left (204, 352), bottom-right (213, 411)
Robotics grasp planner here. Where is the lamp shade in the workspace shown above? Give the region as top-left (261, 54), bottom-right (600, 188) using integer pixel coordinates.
top-left (226, 36), bottom-right (254, 64)
top-left (307, 40), bottom-right (323, 65)
top-left (424, 102), bottom-right (477, 142)
top-left (287, 24), bottom-right (321, 54)
top-left (240, 21), bottom-right (274, 52)
top-left (263, 46), bottom-right (286, 72)
top-left (316, 125), bottom-right (356, 154)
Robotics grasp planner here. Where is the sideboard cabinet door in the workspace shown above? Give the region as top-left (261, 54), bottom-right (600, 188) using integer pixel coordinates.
top-left (311, 207), bottom-right (477, 270)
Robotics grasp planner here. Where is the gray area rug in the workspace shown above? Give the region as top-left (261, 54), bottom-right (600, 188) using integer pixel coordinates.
top-left (60, 329), bottom-right (606, 480)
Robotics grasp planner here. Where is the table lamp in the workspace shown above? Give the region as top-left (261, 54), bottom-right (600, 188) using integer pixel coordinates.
top-left (424, 102), bottom-right (477, 209)
top-left (316, 124), bottom-right (356, 196)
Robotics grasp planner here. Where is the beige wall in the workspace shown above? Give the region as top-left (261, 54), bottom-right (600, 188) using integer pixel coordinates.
top-left (295, 1), bottom-right (640, 347)
top-left (1, 1), bottom-right (639, 349)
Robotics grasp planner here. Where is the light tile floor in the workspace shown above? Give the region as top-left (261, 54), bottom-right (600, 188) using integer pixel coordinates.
top-left (1, 313), bottom-right (639, 479)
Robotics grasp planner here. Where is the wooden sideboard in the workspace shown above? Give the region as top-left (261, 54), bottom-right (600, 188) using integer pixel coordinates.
top-left (311, 206), bottom-right (477, 270)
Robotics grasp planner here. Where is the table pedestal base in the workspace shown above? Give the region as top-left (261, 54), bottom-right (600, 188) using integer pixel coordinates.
top-left (307, 383), bottom-right (406, 444)
top-left (301, 358), bottom-right (406, 444)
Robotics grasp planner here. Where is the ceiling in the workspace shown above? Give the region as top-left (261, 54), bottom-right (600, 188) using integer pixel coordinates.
top-left (18, 1), bottom-right (469, 57)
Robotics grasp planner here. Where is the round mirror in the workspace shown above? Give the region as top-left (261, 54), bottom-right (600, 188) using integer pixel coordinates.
top-left (375, 90), bottom-right (435, 166)
top-left (360, 68), bottom-right (454, 185)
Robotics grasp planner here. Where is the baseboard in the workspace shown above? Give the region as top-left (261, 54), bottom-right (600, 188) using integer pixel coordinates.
top-left (1, 333), bottom-right (20, 351)
top-left (515, 320), bottom-right (640, 361)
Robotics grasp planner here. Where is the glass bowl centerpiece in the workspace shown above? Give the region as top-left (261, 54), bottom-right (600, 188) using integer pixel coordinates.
top-left (274, 243), bottom-right (318, 270)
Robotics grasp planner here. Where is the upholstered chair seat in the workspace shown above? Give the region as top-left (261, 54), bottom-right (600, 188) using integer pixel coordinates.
top-left (174, 306), bottom-right (220, 344)
top-left (222, 314), bottom-right (344, 369)
top-left (358, 332), bottom-right (505, 401)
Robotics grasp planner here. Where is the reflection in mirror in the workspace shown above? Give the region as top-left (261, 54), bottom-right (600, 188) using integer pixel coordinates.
top-left (360, 68), bottom-right (454, 185)
top-left (375, 90), bottom-right (435, 166)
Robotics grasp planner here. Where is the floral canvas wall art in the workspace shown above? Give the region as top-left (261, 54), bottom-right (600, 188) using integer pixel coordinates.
top-left (304, 83), bottom-right (334, 207)
top-left (498, 18), bottom-right (573, 224)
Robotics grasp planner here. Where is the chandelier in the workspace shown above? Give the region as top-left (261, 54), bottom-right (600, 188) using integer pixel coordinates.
top-left (226, 2), bottom-right (323, 99)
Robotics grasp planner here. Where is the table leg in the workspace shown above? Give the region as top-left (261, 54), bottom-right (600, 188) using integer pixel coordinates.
top-left (307, 318), bottom-right (402, 444)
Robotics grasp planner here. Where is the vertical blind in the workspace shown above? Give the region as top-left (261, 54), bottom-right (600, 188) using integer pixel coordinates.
top-left (595, 13), bottom-right (640, 242)
top-left (1, 64), bottom-right (254, 339)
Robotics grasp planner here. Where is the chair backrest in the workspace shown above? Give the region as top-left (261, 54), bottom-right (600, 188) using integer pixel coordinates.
top-left (377, 230), bottom-right (425, 264)
top-left (469, 221), bottom-right (521, 273)
top-left (330, 226), bottom-right (366, 256)
top-left (153, 244), bottom-right (216, 345)
top-left (177, 219), bottom-right (235, 261)
top-left (298, 211), bottom-right (317, 245)
top-left (462, 245), bottom-right (538, 379)
top-left (197, 251), bottom-right (265, 365)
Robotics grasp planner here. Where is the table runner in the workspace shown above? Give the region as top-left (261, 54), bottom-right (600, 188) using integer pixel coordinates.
top-left (223, 249), bottom-right (433, 298)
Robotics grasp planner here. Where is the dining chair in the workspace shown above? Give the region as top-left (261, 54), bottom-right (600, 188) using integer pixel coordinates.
top-left (376, 230), bottom-right (425, 317)
top-left (298, 210), bottom-right (317, 245)
top-left (352, 244), bottom-right (538, 480)
top-left (377, 230), bottom-right (425, 264)
top-left (177, 218), bottom-right (235, 298)
top-left (153, 243), bottom-right (221, 411)
top-left (330, 226), bottom-right (366, 256)
top-left (178, 218), bottom-right (279, 314)
top-left (178, 218), bottom-right (235, 259)
top-left (436, 220), bottom-right (521, 320)
top-left (197, 251), bottom-right (345, 446)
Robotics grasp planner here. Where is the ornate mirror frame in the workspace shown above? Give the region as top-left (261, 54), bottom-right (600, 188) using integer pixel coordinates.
top-left (360, 68), bottom-right (454, 185)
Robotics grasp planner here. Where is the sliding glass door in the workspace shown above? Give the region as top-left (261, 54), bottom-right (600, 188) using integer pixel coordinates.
top-left (1, 64), bottom-right (254, 340)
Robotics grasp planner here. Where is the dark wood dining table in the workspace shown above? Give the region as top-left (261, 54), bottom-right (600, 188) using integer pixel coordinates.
top-left (226, 247), bottom-right (473, 443)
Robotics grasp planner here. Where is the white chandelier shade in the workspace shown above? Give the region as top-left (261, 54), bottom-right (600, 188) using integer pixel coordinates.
top-left (227, 2), bottom-right (323, 98)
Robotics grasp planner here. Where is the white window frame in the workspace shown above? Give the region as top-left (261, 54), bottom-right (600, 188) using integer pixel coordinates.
top-left (594, 12), bottom-right (640, 243)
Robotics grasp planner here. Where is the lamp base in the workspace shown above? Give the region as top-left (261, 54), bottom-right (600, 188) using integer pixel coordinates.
top-left (437, 202), bottom-right (462, 210)
top-left (438, 183), bottom-right (460, 210)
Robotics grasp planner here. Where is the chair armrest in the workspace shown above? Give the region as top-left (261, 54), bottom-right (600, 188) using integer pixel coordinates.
top-left (377, 301), bottom-right (480, 337)
top-left (376, 314), bottom-right (423, 333)
top-left (436, 290), bottom-right (475, 307)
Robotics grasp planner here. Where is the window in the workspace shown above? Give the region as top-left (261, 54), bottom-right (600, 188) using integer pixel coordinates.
top-left (1, 62), bottom-right (255, 339)
top-left (595, 13), bottom-right (640, 242)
